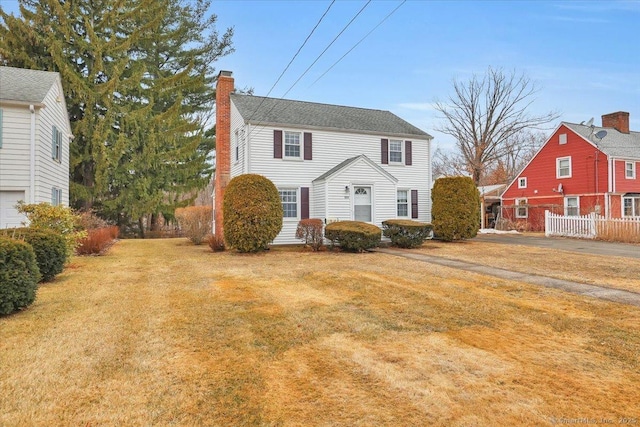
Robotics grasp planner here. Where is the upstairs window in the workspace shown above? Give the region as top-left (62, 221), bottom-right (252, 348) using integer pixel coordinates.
top-left (626, 161), bottom-right (636, 179)
top-left (389, 139), bottom-right (403, 163)
top-left (52, 126), bottom-right (62, 162)
top-left (559, 133), bottom-right (567, 145)
top-left (557, 156), bottom-right (571, 178)
top-left (518, 177), bottom-right (527, 189)
top-left (284, 131), bottom-right (301, 159)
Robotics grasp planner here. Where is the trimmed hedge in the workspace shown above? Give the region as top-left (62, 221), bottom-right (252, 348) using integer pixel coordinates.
top-left (1, 228), bottom-right (67, 282)
top-left (324, 221), bottom-right (381, 252)
top-left (0, 237), bottom-right (40, 315)
top-left (382, 219), bottom-right (433, 248)
top-left (223, 174), bottom-right (283, 253)
top-left (431, 176), bottom-right (480, 242)
top-left (295, 218), bottom-right (324, 251)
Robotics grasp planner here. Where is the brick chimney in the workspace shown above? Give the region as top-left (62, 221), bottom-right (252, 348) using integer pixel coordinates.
top-left (214, 70), bottom-right (234, 241)
top-left (601, 111), bottom-right (630, 134)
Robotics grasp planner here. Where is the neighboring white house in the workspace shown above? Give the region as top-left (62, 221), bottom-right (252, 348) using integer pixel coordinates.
top-left (214, 71), bottom-right (433, 244)
top-left (0, 66), bottom-right (72, 228)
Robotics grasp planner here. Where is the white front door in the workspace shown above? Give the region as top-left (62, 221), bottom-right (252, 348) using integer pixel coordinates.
top-left (353, 186), bottom-right (372, 222)
top-left (0, 191), bottom-right (26, 228)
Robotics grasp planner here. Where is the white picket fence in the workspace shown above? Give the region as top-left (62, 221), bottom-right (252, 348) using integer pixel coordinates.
top-left (545, 210), bottom-right (640, 241)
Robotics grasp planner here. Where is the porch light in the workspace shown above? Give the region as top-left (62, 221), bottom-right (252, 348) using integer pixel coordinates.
top-left (345, 185), bottom-right (349, 192)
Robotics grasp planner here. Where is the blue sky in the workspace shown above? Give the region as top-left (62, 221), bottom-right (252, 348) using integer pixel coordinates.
top-left (3, 0), bottom-right (639, 151)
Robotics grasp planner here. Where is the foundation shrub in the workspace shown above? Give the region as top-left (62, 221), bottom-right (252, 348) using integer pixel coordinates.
top-left (223, 174), bottom-right (283, 253)
top-left (76, 226), bottom-right (119, 255)
top-left (431, 176), bottom-right (480, 242)
top-left (382, 219), bottom-right (433, 248)
top-left (16, 202), bottom-right (86, 256)
top-left (295, 219), bottom-right (324, 251)
top-left (324, 221), bottom-right (381, 252)
top-left (175, 206), bottom-right (213, 245)
top-left (0, 237), bottom-right (40, 315)
top-left (1, 228), bottom-right (67, 282)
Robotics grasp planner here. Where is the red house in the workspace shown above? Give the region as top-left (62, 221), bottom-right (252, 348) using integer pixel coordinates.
top-left (502, 112), bottom-right (640, 231)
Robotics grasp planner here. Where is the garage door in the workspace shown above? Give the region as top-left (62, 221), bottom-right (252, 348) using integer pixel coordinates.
top-left (0, 191), bottom-right (26, 228)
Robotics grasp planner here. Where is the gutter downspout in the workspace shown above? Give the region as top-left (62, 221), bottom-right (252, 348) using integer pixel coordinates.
top-left (29, 104), bottom-right (36, 203)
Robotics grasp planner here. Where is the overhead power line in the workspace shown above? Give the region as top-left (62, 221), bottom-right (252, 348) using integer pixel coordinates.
top-left (245, 0), bottom-right (336, 125)
top-left (248, 0), bottom-right (372, 137)
top-left (310, 0), bottom-right (406, 87)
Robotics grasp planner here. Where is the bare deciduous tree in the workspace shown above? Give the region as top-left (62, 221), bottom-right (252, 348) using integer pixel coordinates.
top-left (434, 67), bottom-right (559, 185)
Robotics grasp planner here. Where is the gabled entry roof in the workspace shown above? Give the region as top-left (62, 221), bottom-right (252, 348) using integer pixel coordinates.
top-left (313, 154), bottom-right (398, 183)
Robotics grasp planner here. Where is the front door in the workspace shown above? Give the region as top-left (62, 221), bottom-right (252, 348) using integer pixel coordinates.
top-left (353, 186), bottom-right (372, 222)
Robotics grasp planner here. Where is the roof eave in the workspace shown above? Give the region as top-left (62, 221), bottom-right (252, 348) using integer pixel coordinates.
top-left (0, 99), bottom-right (46, 108)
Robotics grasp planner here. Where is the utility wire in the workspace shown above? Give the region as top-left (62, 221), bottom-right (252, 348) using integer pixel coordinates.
top-left (249, 0), bottom-right (372, 137)
top-left (245, 0), bottom-right (336, 125)
top-left (310, 0), bottom-right (406, 87)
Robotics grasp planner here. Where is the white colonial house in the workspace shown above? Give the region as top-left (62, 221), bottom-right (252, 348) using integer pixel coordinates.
top-left (214, 71), bottom-right (433, 244)
top-left (0, 66), bottom-right (72, 228)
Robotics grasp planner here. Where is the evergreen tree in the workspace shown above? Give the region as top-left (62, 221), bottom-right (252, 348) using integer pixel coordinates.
top-left (0, 0), bottom-right (233, 234)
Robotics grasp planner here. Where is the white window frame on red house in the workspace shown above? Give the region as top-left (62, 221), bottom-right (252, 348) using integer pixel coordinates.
top-left (518, 177), bottom-right (527, 189)
top-left (564, 196), bottom-right (579, 216)
top-left (556, 156), bottom-right (572, 179)
top-left (559, 133), bottom-right (567, 145)
top-left (626, 161), bottom-right (636, 179)
top-left (515, 198), bottom-right (528, 218)
top-left (623, 195), bottom-right (640, 217)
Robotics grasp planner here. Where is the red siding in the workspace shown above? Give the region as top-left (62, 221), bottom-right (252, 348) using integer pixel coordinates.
top-left (613, 159), bottom-right (640, 193)
top-left (502, 125), bottom-right (610, 225)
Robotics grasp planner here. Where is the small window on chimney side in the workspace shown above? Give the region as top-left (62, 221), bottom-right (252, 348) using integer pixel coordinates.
top-left (559, 134), bottom-right (567, 145)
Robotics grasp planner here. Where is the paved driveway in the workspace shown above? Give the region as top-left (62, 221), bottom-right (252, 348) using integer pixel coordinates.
top-left (475, 233), bottom-right (640, 259)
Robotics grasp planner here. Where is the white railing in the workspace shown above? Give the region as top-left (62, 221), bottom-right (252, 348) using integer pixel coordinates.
top-left (545, 210), bottom-right (640, 242)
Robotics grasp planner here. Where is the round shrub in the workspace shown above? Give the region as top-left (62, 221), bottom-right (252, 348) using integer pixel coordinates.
top-left (0, 237), bottom-right (40, 315)
top-left (0, 228), bottom-right (67, 282)
top-left (382, 219), bottom-right (433, 248)
top-left (324, 221), bottom-right (381, 252)
top-left (223, 174), bottom-right (283, 253)
top-left (431, 176), bottom-right (480, 242)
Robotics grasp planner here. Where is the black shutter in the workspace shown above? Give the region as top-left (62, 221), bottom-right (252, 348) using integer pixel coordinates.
top-left (411, 190), bottom-right (418, 219)
top-left (274, 130), bottom-right (283, 159)
top-left (304, 132), bottom-right (312, 160)
top-left (381, 138), bottom-right (388, 164)
top-left (405, 140), bottom-right (412, 165)
top-left (301, 187), bottom-right (309, 219)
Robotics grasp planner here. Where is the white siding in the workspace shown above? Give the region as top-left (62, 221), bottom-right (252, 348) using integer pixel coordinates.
top-left (0, 105), bottom-right (32, 194)
top-left (230, 99), bottom-right (432, 244)
top-left (230, 102), bottom-right (246, 176)
top-left (34, 82), bottom-right (70, 206)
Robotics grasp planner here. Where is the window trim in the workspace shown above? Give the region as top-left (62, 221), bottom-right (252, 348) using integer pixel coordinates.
top-left (518, 177), bottom-right (527, 189)
top-left (564, 196), bottom-right (579, 216)
top-left (283, 131), bottom-right (301, 159)
top-left (233, 129), bottom-right (240, 164)
top-left (279, 188), bottom-right (298, 219)
top-left (515, 198), bottom-right (528, 218)
top-left (397, 189), bottom-right (409, 218)
top-left (388, 139), bottom-right (403, 164)
top-left (556, 156), bottom-right (572, 179)
top-left (625, 161), bottom-right (636, 179)
top-left (623, 195), bottom-right (640, 217)
top-left (51, 187), bottom-right (62, 206)
top-left (559, 133), bottom-right (567, 145)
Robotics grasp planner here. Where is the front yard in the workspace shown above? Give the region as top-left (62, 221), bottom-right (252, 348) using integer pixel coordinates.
top-left (1, 239), bottom-right (638, 426)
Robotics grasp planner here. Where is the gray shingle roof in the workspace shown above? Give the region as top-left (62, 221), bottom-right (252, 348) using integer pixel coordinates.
top-left (564, 122), bottom-right (640, 159)
top-left (231, 94), bottom-right (431, 139)
top-left (0, 66), bottom-right (60, 104)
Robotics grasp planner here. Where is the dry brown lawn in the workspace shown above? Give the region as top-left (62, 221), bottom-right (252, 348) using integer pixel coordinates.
top-left (415, 239), bottom-right (640, 294)
top-left (1, 238), bottom-right (639, 426)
